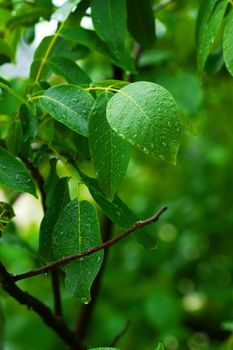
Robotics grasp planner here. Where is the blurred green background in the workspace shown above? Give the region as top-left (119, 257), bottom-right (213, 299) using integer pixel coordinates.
top-left (0, 1), bottom-right (233, 349)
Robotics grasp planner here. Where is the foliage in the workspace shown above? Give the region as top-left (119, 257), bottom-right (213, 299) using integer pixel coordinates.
top-left (0, 0), bottom-right (233, 349)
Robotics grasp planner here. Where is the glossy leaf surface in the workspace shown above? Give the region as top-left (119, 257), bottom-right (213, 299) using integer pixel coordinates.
top-left (107, 82), bottom-right (181, 164)
top-left (52, 199), bottom-right (103, 302)
top-left (0, 147), bottom-right (36, 196)
top-left (39, 84), bottom-right (94, 136)
top-left (89, 91), bottom-right (130, 199)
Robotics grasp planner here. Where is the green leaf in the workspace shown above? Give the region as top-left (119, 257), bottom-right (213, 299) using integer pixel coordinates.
top-left (30, 35), bottom-right (56, 82)
top-left (196, 0), bottom-right (218, 44)
top-left (89, 91), bottom-right (130, 200)
top-left (155, 343), bottom-right (165, 350)
top-left (223, 9), bottom-right (233, 76)
top-left (39, 84), bottom-right (94, 136)
top-left (197, 0), bottom-right (227, 74)
top-left (52, 199), bottom-right (103, 303)
top-left (126, 0), bottom-right (155, 49)
top-left (7, 7), bottom-right (50, 30)
top-left (39, 177), bottom-right (70, 261)
top-left (6, 118), bottom-right (23, 155)
top-left (106, 82), bottom-right (181, 164)
top-left (91, 0), bottom-right (127, 56)
top-left (62, 26), bottom-right (136, 73)
top-left (0, 202), bottom-right (15, 237)
top-left (0, 147), bottom-right (37, 196)
top-left (47, 56), bottom-right (91, 84)
top-left (81, 174), bottom-right (157, 249)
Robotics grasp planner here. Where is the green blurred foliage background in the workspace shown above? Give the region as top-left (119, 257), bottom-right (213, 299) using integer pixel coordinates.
top-left (0, 1), bottom-right (233, 349)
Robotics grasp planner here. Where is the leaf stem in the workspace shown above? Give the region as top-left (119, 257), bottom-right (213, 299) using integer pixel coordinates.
top-left (11, 207), bottom-right (167, 282)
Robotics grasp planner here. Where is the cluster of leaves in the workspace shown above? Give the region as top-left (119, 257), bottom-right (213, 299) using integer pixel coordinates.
top-left (1, 0), bottom-right (233, 349)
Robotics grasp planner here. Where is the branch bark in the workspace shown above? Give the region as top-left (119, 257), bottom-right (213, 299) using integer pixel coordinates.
top-left (0, 262), bottom-right (81, 349)
top-left (12, 207), bottom-right (167, 282)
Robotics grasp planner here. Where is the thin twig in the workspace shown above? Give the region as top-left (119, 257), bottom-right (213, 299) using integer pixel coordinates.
top-left (111, 320), bottom-right (131, 347)
top-left (12, 207), bottom-right (167, 282)
top-left (154, 0), bottom-right (175, 13)
top-left (0, 262), bottom-right (81, 349)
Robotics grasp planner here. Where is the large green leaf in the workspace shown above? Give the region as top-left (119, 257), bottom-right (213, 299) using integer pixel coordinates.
top-left (0, 39), bottom-right (13, 65)
top-left (39, 84), bottom-right (94, 136)
top-left (47, 56), bottom-right (91, 84)
top-left (126, 0), bottom-right (155, 49)
top-left (89, 91), bottom-right (130, 200)
top-left (39, 177), bottom-right (70, 261)
top-left (106, 82), bottom-right (181, 164)
top-left (81, 174), bottom-right (158, 249)
top-left (223, 9), bottom-right (233, 76)
top-left (197, 0), bottom-right (227, 74)
top-left (91, 0), bottom-right (127, 56)
top-left (52, 199), bottom-right (103, 302)
top-left (0, 147), bottom-right (36, 196)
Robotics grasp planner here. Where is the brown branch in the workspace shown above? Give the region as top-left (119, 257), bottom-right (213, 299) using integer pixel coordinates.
top-left (0, 262), bottom-right (81, 349)
top-left (11, 207), bottom-right (167, 282)
top-left (153, 0), bottom-right (175, 13)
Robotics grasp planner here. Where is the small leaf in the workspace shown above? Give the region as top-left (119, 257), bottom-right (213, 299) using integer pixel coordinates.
top-left (0, 147), bottom-right (37, 196)
top-left (91, 0), bottom-right (127, 56)
top-left (0, 202), bottom-right (15, 237)
top-left (62, 26), bottom-right (136, 73)
top-left (6, 118), bottom-right (23, 155)
top-left (196, 0), bottom-right (218, 43)
top-left (81, 174), bottom-right (157, 249)
top-left (47, 56), bottom-right (91, 84)
top-left (106, 82), bottom-right (181, 164)
top-left (223, 9), bottom-right (233, 76)
top-left (126, 0), bottom-right (155, 49)
top-left (39, 84), bottom-right (94, 136)
top-left (155, 343), bottom-right (165, 350)
top-left (197, 0), bottom-right (228, 74)
top-left (39, 177), bottom-right (70, 261)
top-left (20, 104), bottom-right (38, 159)
top-left (89, 91), bottom-right (130, 200)
top-left (52, 199), bottom-right (103, 302)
